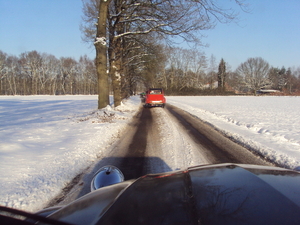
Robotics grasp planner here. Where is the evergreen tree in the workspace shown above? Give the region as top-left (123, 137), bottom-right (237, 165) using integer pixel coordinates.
top-left (218, 58), bottom-right (226, 91)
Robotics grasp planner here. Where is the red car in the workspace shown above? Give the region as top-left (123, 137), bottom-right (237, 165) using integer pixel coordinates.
top-left (144, 88), bottom-right (166, 108)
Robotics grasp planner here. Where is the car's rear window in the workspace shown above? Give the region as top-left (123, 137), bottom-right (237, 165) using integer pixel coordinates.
top-left (149, 90), bottom-right (162, 94)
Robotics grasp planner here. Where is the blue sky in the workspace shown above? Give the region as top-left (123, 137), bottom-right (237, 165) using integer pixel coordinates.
top-left (0, 0), bottom-right (299, 70)
top-left (0, 0), bottom-right (94, 60)
top-left (202, 0), bottom-right (300, 70)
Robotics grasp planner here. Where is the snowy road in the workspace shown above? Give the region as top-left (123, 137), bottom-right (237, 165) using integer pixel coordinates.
top-left (51, 104), bottom-right (272, 207)
top-left (165, 104), bottom-right (273, 165)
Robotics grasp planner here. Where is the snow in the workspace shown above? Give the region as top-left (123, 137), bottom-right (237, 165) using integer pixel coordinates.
top-left (0, 95), bottom-right (300, 212)
top-left (167, 96), bottom-right (300, 169)
top-left (94, 37), bottom-right (106, 46)
top-left (145, 107), bottom-right (209, 173)
top-left (0, 95), bottom-right (140, 212)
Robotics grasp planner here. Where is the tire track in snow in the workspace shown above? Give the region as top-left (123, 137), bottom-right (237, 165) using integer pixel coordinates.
top-left (148, 107), bottom-right (209, 171)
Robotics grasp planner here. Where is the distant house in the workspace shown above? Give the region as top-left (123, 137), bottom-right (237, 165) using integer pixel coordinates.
top-left (256, 89), bottom-right (280, 95)
top-left (203, 81), bottom-right (218, 89)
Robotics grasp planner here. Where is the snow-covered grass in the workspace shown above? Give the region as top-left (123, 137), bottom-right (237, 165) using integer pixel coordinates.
top-left (0, 95), bottom-right (299, 212)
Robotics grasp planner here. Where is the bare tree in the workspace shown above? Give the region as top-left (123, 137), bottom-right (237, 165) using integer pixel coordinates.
top-left (59, 57), bottom-right (78, 94)
top-left (78, 55), bottom-right (97, 95)
top-left (0, 51), bottom-right (7, 94)
top-left (123, 36), bottom-right (166, 94)
top-left (226, 70), bottom-right (243, 93)
top-left (38, 53), bottom-right (59, 94)
top-left (158, 47), bottom-right (206, 93)
top-left (5, 56), bottom-right (20, 95)
top-left (207, 54), bottom-right (217, 89)
top-left (283, 67), bottom-right (300, 94)
top-left (189, 49), bottom-right (207, 88)
top-left (291, 67), bottom-right (300, 94)
top-left (236, 57), bottom-right (270, 95)
top-left (19, 51), bottom-right (43, 95)
top-left (82, 0), bottom-right (248, 44)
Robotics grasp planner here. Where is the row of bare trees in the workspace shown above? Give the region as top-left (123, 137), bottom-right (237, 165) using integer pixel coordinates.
top-left (152, 48), bottom-right (300, 95)
top-left (83, 0), bottom-right (248, 108)
top-left (1, 46), bottom-right (300, 97)
top-left (0, 50), bottom-right (97, 95)
top-left (153, 47), bottom-right (207, 93)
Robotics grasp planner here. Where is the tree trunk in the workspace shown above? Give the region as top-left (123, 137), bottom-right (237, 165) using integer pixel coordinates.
top-left (95, 0), bottom-right (110, 109)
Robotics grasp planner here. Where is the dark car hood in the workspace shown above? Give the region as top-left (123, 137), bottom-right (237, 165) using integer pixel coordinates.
top-left (49, 163), bottom-right (300, 225)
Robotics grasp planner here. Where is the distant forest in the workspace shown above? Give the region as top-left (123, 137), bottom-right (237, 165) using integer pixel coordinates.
top-left (0, 50), bottom-right (97, 95)
top-left (1, 49), bottom-right (300, 96)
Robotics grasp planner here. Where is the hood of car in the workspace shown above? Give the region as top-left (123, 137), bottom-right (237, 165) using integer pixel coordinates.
top-left (49, 163), bottom-right (300, 225)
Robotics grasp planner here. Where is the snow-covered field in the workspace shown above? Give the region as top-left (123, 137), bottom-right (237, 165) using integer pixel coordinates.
top-left (0, 95), bottom-right (141, 212)
top-left (0, 95), bottom-right (300, 212)
top-left (167, 96), bottom-right (300, 169)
